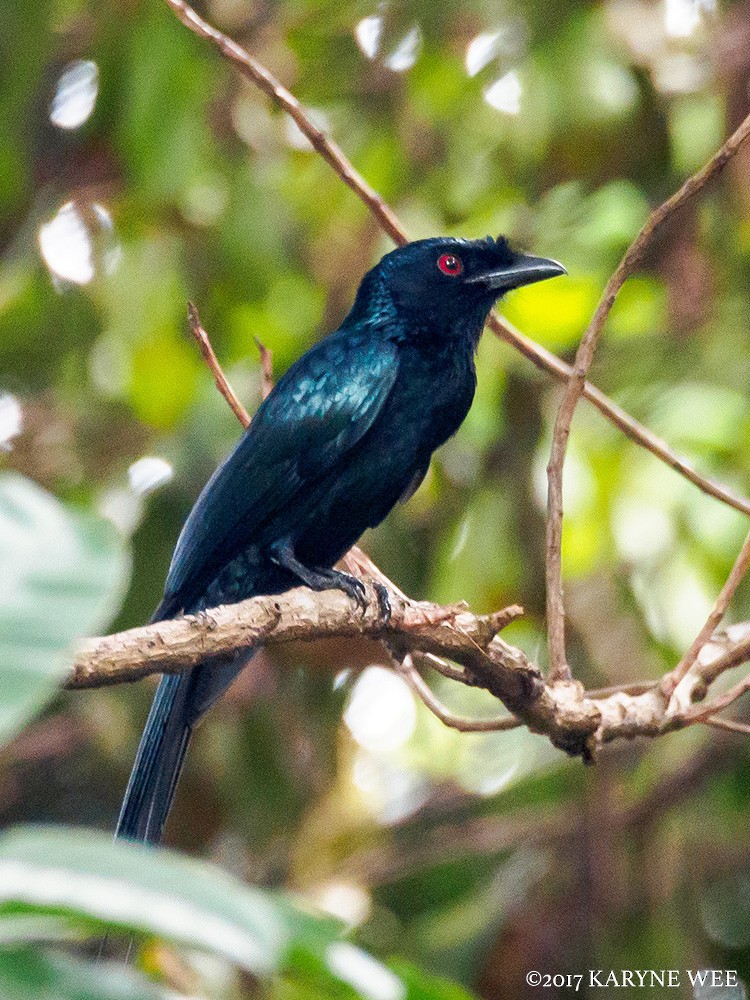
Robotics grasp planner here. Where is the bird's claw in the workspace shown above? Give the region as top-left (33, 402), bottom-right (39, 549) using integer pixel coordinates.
top-left (373, 581), bottom-right (391, 625)
top-left (335, 572), bottom-right (368, 613)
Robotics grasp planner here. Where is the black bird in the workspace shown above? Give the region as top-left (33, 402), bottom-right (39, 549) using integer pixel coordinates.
top-left (117, 235), bottom-right (565, 845)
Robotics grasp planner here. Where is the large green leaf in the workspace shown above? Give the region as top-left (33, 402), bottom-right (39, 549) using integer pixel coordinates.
top-left (0, 473), bottom-right (129, 745)
top-left (0, 826), bottom-right (336, 977)
top-left (0, 827), bottom-right (479, 1000)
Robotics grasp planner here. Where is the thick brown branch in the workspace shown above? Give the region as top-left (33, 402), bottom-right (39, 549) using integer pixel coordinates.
top-left (545, 110), bottom-right (750, 683)
top-left (69, 587), bottom-right (750, 754)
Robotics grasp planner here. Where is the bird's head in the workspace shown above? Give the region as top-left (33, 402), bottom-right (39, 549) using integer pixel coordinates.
top-left (356, 235), bottom-right (565, 342)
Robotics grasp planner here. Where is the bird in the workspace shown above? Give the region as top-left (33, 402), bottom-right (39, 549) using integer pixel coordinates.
top-left (116, 235), bottom-right (565, 846)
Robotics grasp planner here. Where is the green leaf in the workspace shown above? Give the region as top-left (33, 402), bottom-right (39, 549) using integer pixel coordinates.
top-left (0, 948), bottom-right (163, 1000)
top-left (0, 826), bottom-right (336, 977)
top-left (0, 474), bottom-right (130, 746)
top-left (0, 827), bottom-right (476, 999)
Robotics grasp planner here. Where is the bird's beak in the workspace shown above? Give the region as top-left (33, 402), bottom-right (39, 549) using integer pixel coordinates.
top-left (466, 253), bottom-right (567, 292)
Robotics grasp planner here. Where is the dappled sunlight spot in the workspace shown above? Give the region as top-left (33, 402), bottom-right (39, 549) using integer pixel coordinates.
top-left (613, 498), bottom-right (675, 562)
top-left (484, 70), bottom-right (522, 114)
top-left (38, 203), bottom-right (94, 284)
top-left (465, 22), bottom-right (527, 78)
top-left (38, 202), bottom-right (121, 287)
top-left (653, 52), bottom-right (707, 93)
top-left (326, 942), bottom-right (406, 1000)
top-left (0, 395), bottom-right (22, 451)
top-left (98, 488), bottom-right (143, 536)
top-left (128, 456), bottom-right (174, 497)
top-left (313, 882), bottom-right (371, 928)
top-left (344, 666), bottom-right (416, 753)
top-left (355, 15), bottom-right (382, 60)
top-left (632, 559), bottom-right (714, 648)
top-left (383, 25), bottom-right (422, 72)
top-left (665, 0), bottom-right (715, 38)
top-left (100, 457), bottom-right (173, 534)
top-left (587, 60), bottom-right (639, 114)
top-left (354, 14), bottom-right (421, 72)
top-left (333, 668), bottom-right (352, 690)
top-left (49, 59), bottom-right (99, 130)
top-left (466, 32), bottom-right (504, 77)
top-left (352, 752), bottom-right (430, 825)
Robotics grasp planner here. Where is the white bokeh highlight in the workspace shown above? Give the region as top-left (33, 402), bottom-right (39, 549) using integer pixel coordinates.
top-left (49, 60), bottom-right (99, 130)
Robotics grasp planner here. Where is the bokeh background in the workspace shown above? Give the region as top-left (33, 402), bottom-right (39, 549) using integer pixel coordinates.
top-left (3, 0), bottom-right (750, 996)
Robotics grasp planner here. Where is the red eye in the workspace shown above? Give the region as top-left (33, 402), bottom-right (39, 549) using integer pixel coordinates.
top-left (437, 253), bottom-right (463, 276)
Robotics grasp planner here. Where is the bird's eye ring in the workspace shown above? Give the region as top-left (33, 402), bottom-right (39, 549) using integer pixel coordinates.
top-left (437, 253), bottom-right (463, 276)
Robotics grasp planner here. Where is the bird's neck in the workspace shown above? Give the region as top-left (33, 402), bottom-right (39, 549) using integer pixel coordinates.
top-left (401, 303), bottom-right (490, 357)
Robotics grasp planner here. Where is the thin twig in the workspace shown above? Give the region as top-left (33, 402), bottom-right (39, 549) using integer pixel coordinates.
top-left (164, 0), bottom-right (750, 521)
top-left (188, 302), bottom-right (250, 428)
top-left (417, 651), bottom-right (468, 683)
top-left (490, 319), bottom-right (750, 517)
top-left (661, 527), bottom-right (750, 699)
top-left (254, 336), bottom-right (274, 400)
top-left (164, 0), bottom-right (406, 246)
top-left (397, 655), bottom-right (521, 733)
top-left (544, 111), bottom-right (750, 683)
top-left (680, 674), bottom-right (750, 726)
top-left (706, 716), bottom-right (750, 736)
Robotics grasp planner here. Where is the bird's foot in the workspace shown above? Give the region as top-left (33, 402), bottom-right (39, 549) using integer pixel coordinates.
top-left (268, 540), bottom-right (368, 612)
top-left (322, 568), bottom-right (368, 613)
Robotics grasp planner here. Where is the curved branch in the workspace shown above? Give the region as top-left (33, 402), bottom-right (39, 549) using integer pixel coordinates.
top-left (545, 111), bottom-right (750, 682)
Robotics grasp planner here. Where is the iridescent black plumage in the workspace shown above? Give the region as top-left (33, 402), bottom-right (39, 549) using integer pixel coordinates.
top-left (117, 236), bottom-right (564, 844)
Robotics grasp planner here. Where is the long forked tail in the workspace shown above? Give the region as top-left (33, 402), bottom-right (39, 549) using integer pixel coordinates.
top-left (116, 672), bottom-right (193, 845)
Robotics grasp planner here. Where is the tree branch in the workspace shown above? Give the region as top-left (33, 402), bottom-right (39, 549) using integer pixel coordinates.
top-left (149, 0), bottom-right (750, 755)
top-left (544, 111), bottom-right (750, 683)
top-left (188, 302), bottom-right (250, 428)
top-left (164, 0), bottom-right (750, 522)
top-left (396, 654), bottom-right (521, 733)
top-left (69, 588), bottom-right (750, 754)
top-left (660, 527), bottom-right (750, 698)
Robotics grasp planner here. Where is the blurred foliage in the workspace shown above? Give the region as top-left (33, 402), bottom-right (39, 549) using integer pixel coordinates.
top-left (3, 0), bottom-right (750, 996)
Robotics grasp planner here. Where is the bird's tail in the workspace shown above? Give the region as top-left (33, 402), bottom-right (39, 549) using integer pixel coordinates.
top-left (115, 672), bottom-right (193, 845)
top-left (116, 641), bottom-right (253, 846)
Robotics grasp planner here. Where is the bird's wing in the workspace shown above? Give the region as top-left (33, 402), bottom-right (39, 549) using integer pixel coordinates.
top-left (162, 331), bottom-right (400, 609)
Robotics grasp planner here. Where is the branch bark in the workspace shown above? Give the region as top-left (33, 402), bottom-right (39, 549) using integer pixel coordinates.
top-left (69, 588), bottom-right (750, 755)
